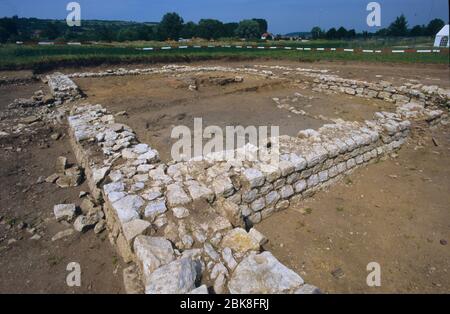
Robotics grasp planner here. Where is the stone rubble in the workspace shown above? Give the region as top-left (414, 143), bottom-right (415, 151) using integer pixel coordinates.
top-left (57, 64), bottom-right (448, 294)
top-left (46, 73), bottom-right (82, 102)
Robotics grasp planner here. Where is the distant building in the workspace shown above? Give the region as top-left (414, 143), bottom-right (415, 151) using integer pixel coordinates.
top-left (434, 24), bottom-right (449, 48)
top-left (261, 32), bottom-right (273, 40)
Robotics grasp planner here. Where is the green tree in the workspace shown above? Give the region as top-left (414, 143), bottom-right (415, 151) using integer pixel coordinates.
top-left (180, 21), bottom-right (198, 39)
top-left (310, 26), bottom-right (324, 39)
top-left (347, 29), bottom-right (356, 39)
top-left (134, 25), bottom-right (156, 41)
top-left (426, 18), bottom-right (445, 36)
top-left (252, 18), bottom-right (268, 34)
top-left (0, 26), bottom-right (8, 43)
top-left (388, 14), bottom-right (408, 36)
top-left (0, 17), bottom-right (18, 36)
top-left (158, 12), bottom-right (184, 40)
top-left (197, 19), bottom-right (224, 39)
top-left (336, 26), bottom-right (348, 39)
top-left (375, 28), bottom-right (389, 37)
top-left (410, 25), bottom-right (425, 37)
top-left (235, 20), bottom-right (260, 39)
top-left (96, 25), bottom-right (116, 42)
top-left (42, 22), bottom-right (60, 40)
top-left (117, 27), bottom-right (140, 42)
top-left (326, 27), bottom-right (337, 39)
top-left (223, 22), bottom-right (239, 38)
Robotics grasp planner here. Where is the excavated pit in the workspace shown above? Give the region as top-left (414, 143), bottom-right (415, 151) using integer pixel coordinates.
top-left (27, 63), bottom-right (449, 294)
top-left (73, 69), bottom-right (395, 161)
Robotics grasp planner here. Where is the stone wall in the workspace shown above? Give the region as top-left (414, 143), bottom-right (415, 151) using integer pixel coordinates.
top-left (56, 66), bottom-right (447, 294)
top-left (46, 72), bottom-right (82, 102)
top-left (254, 64), bottom-right (450, 108)
top-left (67, 102), bottom-right (324, 294)
top-left (66, 64), bottom-right (278, 80)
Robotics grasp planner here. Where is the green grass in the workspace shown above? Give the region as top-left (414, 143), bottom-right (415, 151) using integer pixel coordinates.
top-left (119, 37), bottom-right (438, 49)
top-left (0, 43), bottom-right (448, 72)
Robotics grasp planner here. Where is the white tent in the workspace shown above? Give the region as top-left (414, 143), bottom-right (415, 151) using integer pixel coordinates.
top-left (434, 24), bottom-right (449, 48)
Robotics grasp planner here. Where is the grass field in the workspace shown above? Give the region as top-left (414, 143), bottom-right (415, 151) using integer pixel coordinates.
top-left (108, 37), bottom-right (438, 49)
top-left (0, 42), bottom-right (448, 72)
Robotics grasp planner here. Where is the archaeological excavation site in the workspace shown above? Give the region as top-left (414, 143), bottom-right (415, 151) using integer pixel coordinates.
top-left (0, 60), bottom-right (449, 295)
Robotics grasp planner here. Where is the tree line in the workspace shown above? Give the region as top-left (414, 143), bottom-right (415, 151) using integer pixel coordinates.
top-left (311, 15), bottom-right (446, 40)
top-left (1, 13), bottom-right (446, 44)
top-left (0, 13), bottom-right (268, 43)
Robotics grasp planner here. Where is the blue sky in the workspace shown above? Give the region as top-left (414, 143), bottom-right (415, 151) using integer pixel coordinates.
top-left (0, 0), bottom-right (448, 34)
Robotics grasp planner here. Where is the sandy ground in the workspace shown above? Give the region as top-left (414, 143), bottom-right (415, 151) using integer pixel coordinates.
top-left (0, 59), bottom-right (448, 294)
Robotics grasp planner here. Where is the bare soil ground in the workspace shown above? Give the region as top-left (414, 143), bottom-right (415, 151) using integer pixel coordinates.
top-left (0, 59), bottom-right (448, 294)
top-left (258, 124), bottom-right (450, 293)
top-left (0, 85), bottom-right (124, 294)
top-left (74, 68), bottom-right (393, 161)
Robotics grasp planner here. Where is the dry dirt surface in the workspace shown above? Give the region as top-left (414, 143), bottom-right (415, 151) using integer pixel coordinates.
top-left (0, 59), bottom-right (448, 294)
top-left (74, 66), bottom-right (395, 161)
top-left (0, 84), bottom-right (124, 294)
top-left (258, 123), bottom-right (450, 293)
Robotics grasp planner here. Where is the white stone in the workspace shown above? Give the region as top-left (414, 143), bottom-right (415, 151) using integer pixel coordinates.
top-left (92, 167), bottom-right (110, 185)
top-left (280, 185), bottom-right (294, 199)
top-left (122, 219), bottom-right (151, 244)
top-left (51, 229), bottom-right (74, 241)
top-left (138, 149), bottom-right (159, 163)
top-left (53, 204), bottom-right (77, 221)
top-left (112, 195), bottom-right (143, 223)
top-left (294, 180), bottom-right (307, 193)
top-left (220, 228), bottom-right (260, 254)
top-left (211, 262), bottom-right (228, 280)
top-left (278, 160), bottom-right (295, 176)
top-left (249, 228), bottom-right (268, 246)
top-left (204, 243), bottom-right (220, 261)
top-left (251, 197), bottom-right (266, 212)
top-left (172, 207), bottom-right (190, 219)
top-left (307, 174), bottom-right (319, 188)
top-left (142, 187), bottom-right (162, 201)
top-left (222, 247), bottom-right (238, 270)
top-left (290, 154), bottom-right (307, 171)
top-left (134, 143), bottom-right (149, 154)
top-left (243, 168), bottom-right (265, 188)
top-left (166, 183), bottom-right (192, 207)
top-left (189, 285), bottom-right (209, 294)
top-left (214, 273), bottom-right (227, 294)
top-left (318, 170), bottom-right (329, 182)
top-left (186, 181), bottom-right (214, 202)
top-left (134, 236), bottom-right (175, 277)
top-left (73, 215), bottom-right (98, 232)
top-left (228, 252), bottom-right (304, 294)
top-left (212, 175), bottom-right (235, 197)
top-left (137, 164), bottom-right (153, 173)
top-left (242, 189), bottom-right (258, 203)
top-left (145, 257), bottom-right (198, 294)
top-left (144, 199), bottom-right (167, 221)
top-left (122, 148), bottom-right (138, 159)
top-left (104, 181), bottom-right (124, 195)
top-left (265, 191), bottom-right (281, 206)
top-left (259, 164), bottom-right (281, 182)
